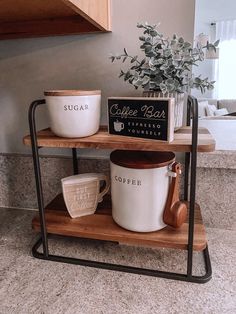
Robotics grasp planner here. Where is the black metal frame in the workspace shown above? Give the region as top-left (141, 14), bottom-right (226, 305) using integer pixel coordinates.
top-left (28, 96), bottom-right (212, 284)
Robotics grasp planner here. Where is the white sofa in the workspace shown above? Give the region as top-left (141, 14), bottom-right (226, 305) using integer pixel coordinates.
top-left (197, 98), bottom-right (236, 118)
top-left (218, 99), bottom-right (236, 113)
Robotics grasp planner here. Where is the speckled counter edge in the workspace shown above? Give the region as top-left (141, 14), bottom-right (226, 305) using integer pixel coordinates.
top-left (197, 150), bottom-right (236, 169)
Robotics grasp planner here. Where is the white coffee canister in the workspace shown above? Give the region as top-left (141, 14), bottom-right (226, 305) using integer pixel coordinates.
top-left (110, 150), bottom-right (175, 232)
top-left (44, 90), bottom-right (101, 138)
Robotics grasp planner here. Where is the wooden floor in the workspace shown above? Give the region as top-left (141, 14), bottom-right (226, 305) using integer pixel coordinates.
top-left (32, 194), bottom-right (207, 251)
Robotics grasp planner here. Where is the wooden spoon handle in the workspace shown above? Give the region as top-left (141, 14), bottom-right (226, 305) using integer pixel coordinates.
top-left (163, 162), bottom-right (187, 228)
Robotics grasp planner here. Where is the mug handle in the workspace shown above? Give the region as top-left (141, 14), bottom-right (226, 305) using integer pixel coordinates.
top-left (97, 174), bottom-right (110, 203)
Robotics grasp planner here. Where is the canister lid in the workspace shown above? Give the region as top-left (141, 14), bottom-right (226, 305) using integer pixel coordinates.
top-left (110, 150), bottom-right (175, 169)
top-left (44, 90), bottom-right (101, 96)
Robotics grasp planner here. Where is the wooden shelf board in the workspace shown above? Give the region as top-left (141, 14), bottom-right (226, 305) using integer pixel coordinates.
top-left (32, 194), bottom-right (207, 251)
top-left (23, 126), bottom-right (216, 153)
top-left (62, 0), bottom-right (111, 31)
top-left (0, 0), bottom-right (77, 22)
top-left (0, 0), bottom-right (110, 40)
top-left (0, 17), bottom-right (100, 40)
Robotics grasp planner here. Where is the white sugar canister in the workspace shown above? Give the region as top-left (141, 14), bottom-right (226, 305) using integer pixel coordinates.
top-left (45, 90), bottom-right (101, 138)
top-left (110, 150), bottom-right (175, 232)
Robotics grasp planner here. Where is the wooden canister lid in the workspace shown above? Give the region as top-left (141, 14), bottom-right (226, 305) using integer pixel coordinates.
top-left (110, 150), bottom-right (175, 169)
top-left (44, 90), bottom-right (101, 96)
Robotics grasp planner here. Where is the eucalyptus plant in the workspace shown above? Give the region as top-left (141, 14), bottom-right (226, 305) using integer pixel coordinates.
top-left (110, 22), bottom-right (219, 94)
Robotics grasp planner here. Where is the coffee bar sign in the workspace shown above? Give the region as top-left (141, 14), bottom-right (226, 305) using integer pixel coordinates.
top-left (108, 97), bottom-right (175, 142)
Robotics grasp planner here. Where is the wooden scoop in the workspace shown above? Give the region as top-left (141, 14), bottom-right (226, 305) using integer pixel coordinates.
top-left (163, 162), bottom-right (187, 228)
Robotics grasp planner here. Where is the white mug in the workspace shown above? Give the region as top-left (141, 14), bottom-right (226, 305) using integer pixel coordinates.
top-left (62, 173), bottom-right (110, 218)
top-left (114, 120), bottom-right (124, 132)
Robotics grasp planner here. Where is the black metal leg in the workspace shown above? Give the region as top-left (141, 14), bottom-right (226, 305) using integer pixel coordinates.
top-left (184, 152), bottom-right (190, 201)
top-left (184, 97), bottom-right (192, 201)
top-left (186, 97), bottom-right (209, 280)
top-left (186, 97), bottom-right (198, 277)
top-left (72, 148), bottom-right (79, 175)
top-left (187, 154), bottom-right (197, 277)
top-left (29, 99), bottom-right (49, 257)
top-left (32, 236), bottom-right (212, 283)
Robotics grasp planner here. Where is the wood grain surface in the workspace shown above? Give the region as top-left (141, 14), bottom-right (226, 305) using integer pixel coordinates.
top-left (0, 17), bottom-right (98, 40)
top-left (0, 0), bottom-right (110, 40)
top-left (32, 194), bottom-right (207, 251)
top-left (62, 0), bottom-right (111, 31)
top-left (23, 126), bottom-right (216, 153)
top-left (110, 150), bottom-right (175, 169)
top-left (44, 90), bottom-right (101, 96)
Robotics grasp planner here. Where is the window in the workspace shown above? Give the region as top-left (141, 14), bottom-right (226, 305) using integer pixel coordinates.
top-left (215, 20), bottom-right (236, 99)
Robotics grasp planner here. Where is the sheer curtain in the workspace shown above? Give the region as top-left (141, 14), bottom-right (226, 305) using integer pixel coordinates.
top-left (215, 20), bottom-right (236, 99)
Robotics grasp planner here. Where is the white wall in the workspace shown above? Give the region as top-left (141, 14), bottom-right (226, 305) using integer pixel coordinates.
top-left (193, 0), bottom-right (236, 98)
top-left (0, 0), bottom-right (195, 155)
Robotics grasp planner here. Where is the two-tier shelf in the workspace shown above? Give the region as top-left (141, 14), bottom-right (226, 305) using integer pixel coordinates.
top-left (23, 96), bottom-right (215, 283)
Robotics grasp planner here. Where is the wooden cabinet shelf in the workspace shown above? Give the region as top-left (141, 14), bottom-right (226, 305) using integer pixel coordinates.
top-left (0, 0), bottom-right (111, 40)
top-left (23, 126), bottom-right (216, 153)
top-left (32, 194), bottom-right (207, 251)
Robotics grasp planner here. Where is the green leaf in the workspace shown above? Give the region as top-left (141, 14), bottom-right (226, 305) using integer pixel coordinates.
top-left (150, 30), bottom-right (158, 37)
top-left (155, 76), bottom-right (163, 84)
top-left (194, 77), bottom-right (201, 84)
top-left (119, 70), bottom-right (125, 78)
top-left (142, 75), bottom-right (150, 86)
top-left (166, 83), bottom-right (175, 92)
top-left (163, 49), bottom-right (171, 57)
top-left (140, 43), bottom-right (148, 49)
top-left (160, 82), bottom-right (167, 93)
top-left (124, 48), bottom-right (128, 56)
top-left (139, 36), bottom-right (146, 41)
top-left (124, 71), bottom-right (131, 81)
top-left (140, 58), bottom-right (146, 66)
top-left (131, 56), bottom-right (138, 63)
top-left (133, 78), bottom-right (143, 87)
top-left (183, 42), bottom-right (191, 48)
top-left (137, 23), bottom-right (143, 28)
top-left (166, 78), bottom-right (175, 84)
top-left (145, 46), bottom-right (152, 54)
top-left (109, 56), bottom-right (115, 62)
top-left (149, 81), bottom-right (157, 89)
